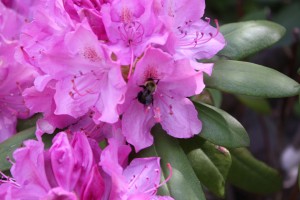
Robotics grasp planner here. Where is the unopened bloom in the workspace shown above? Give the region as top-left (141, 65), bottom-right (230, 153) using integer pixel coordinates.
top-left (0, 131), bottom-right (172, 200)
top-left (0, 131), bottom-right (105, 199)
top-left (121, 47), bottom-right (204, 151)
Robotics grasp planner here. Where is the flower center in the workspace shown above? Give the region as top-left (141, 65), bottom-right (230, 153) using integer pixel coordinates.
top-left (69, 69), bottom-right (103, 99)
top-left (118, 21), bottom-right (145, 47)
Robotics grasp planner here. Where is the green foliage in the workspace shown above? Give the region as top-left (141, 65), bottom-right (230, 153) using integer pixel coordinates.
top-left (0, 6), bottom-right (295, 198)
top-left (228, 148), bottom-right (282, 194)
top-left (205, 60), bottom-right (300, 97)
top-left (218, 20), bottom-right (286, 60)
top-left (194, 102), bottom-right (250, 148)
top-left (139, 125), bottom-right (206, 200)
top-left (181, 137), bottom-right (232, 198)
top-left (0, 127), bottom-right (36, 171)
top-left (236, 95), bottom-right (271, 114)
top-left (207, 89), bottom-right (222, 108)
top-left (16, 114), bottom-right (40, 132)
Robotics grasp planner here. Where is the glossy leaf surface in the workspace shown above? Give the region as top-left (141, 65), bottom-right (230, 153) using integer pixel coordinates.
top-left (195, 102), bottom-right (250, 148)
top-left (205, 60), bottom-right (300, 97)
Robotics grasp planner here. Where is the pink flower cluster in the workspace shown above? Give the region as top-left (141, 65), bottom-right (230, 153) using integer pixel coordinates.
top-left (0, 0), bottom-right (225, 198)
top-left (0, 131), bottom-right (173, 199)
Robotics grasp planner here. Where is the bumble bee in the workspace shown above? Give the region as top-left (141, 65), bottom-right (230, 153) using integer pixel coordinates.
top-left (137, 78), bottom-right (159, 105)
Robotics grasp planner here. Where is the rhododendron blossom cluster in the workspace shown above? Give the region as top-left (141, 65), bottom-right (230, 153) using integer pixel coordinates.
top-left (0, 131), bottom-right (173, 199)
top-left (0, 0), bottom-right (225, 199)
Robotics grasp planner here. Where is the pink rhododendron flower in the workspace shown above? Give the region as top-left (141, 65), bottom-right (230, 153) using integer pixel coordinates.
top-left (101, 0), bottom-right (169, 66)
top-left (0, 0), bottom-right (227, 199)
top-left (19, 1), bottom-right (126, 133)
top-left (0, 131), bottom-right (105, 199)
top-left (159, 0), bottom-right (225, 60)
top-left (51, 25), bottom-right (126, 124)
top-left (100, 138), bottom-right (173, 199)
top-left (0, 132), bottom-right (172, 200)
top-left (23, 84), bottom-right (77, 136)
top-left (0, 2), bottom-right (36, 142)
top-left (121, 47), bottom-right (204, 151)
top-left (0, 64), bottom-right (35, 142)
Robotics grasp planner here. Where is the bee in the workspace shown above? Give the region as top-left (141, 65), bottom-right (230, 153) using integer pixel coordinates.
top-left (137, 78), bottom-right (159, 106)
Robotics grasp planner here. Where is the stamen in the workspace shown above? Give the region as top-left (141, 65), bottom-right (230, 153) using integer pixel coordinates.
top-left (118, 21), bottom-right (144, 47)
top-left (118, 21), bottom-right (144, 79)
top-left (6, 156), bottom-right (14, 165)
top-left (69, 70), bottom-right (99, 99)
top-left (213, 19), bottom-right (220, 37)
top-left (127, 45), bottom-right (134, 79)
top-left (0, 171), bottom-right (20, 188)
top-left (176, 17), bottom-right (221, 48)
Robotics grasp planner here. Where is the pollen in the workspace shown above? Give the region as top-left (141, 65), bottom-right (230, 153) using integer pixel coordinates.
top-left (83, 47), bottom-right (101, 62)
top-left (121, 7), bottom-right (133, 24)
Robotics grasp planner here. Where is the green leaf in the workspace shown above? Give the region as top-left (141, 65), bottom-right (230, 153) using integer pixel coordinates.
top-left (139, 125), bottom-right (206, 200)
top-left (205, 60), bottom-right (300, 97)
top-left (207, 89), bottom-right (222, 108)
top-left (218, 20), bottom-right (286, 60)
top-left (194, 102), bottom-right (250, 148)
top-left (236, 95), bottom-right (271, 114)
top-left (17, 114), bottom-right (41, 132)
top-left (0, 127), bottom-right (36, 171)
top-left (228, 148), bottom-right (282, 194)
top-left (181, 137), bottom-right (232, 197)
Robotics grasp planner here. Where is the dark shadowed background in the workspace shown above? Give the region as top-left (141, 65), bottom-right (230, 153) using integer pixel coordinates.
top-left (205, 0), bottom-right (300, 199)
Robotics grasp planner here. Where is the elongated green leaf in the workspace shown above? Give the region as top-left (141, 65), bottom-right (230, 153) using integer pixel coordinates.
top-left (0, 127), bottom-right (36, 171)
top-left (228, 148), bottom-right (282, 194)
top-left (205, 60), bottom-right (300, 97)
top-left (194, 102), bottom-right (250, 148)
top-left (139, 126), bottom-right (206, 200)
top-left (218, 20), bottom-right (286, 60)
top-left (181, 138), bottom-right (231, 197)
top-left (236, 95), bottom-right (271, 114)
top-left (207, 89), bottom-right (222, 108)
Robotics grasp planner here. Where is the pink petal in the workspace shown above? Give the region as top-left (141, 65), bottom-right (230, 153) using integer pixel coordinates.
top-left (123, 157), bottom-right (161, 196)
top-left (11, 139), bottom-right (50, 197)
top-left (159, 98), bottom-right (201, 138)
top-left (122, 102), bottom-right (156, 152)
